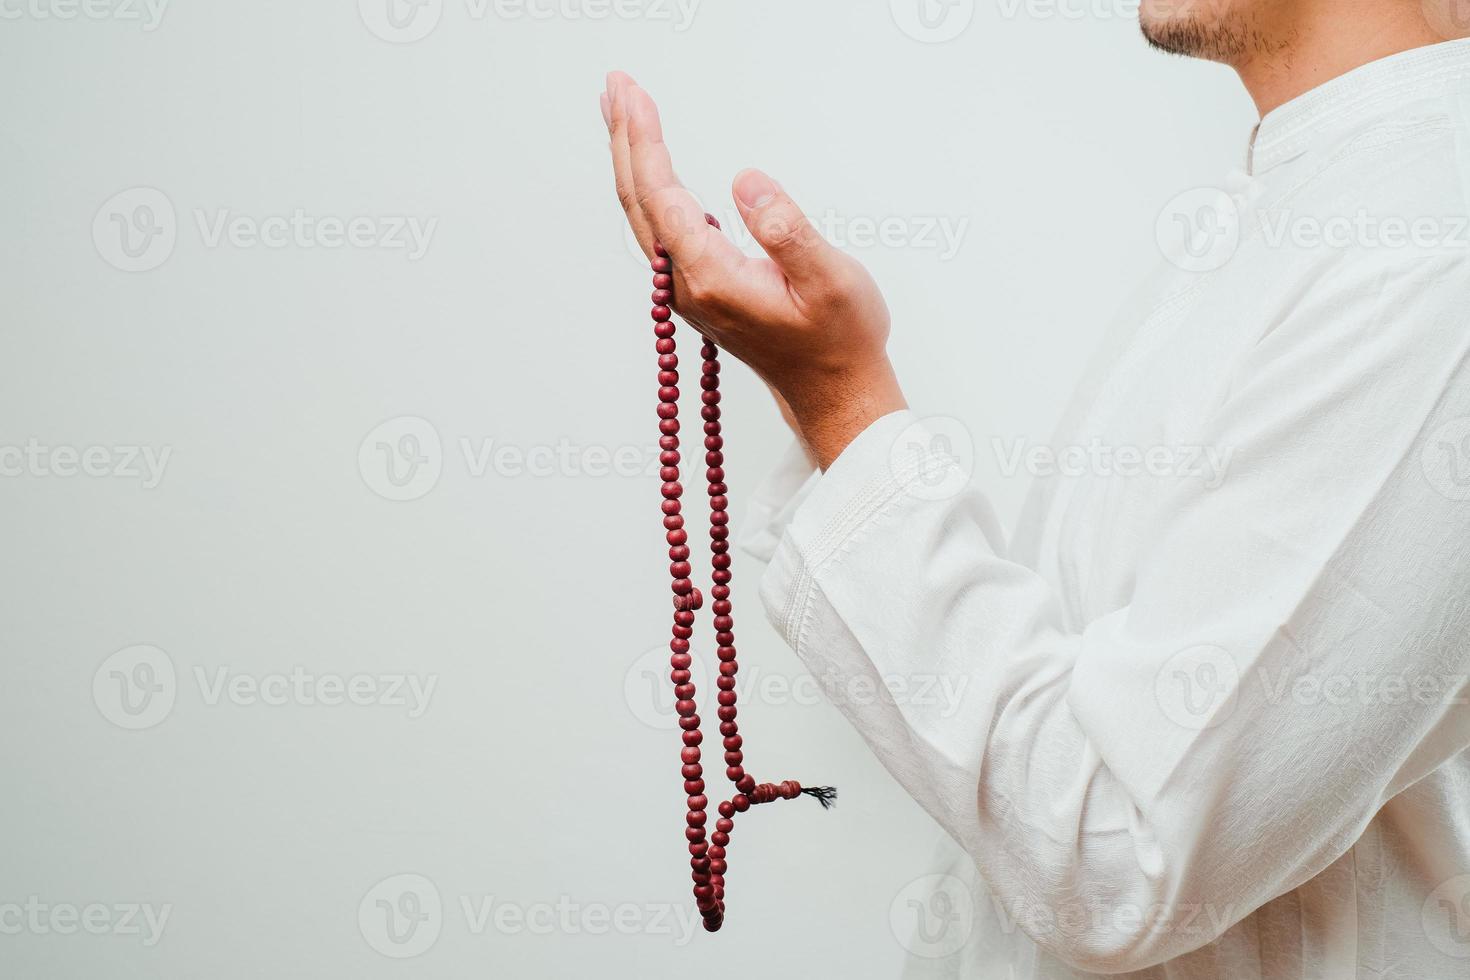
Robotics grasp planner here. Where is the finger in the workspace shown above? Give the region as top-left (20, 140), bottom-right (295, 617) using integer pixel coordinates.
top-left (600, 91), bottom-right (611, 128)
top-left (624, 84), bottom-right (742, 277)
top-left (607, 72), bottom-right (656, 258)
top-left (732, 169), bottom-right (847, 296)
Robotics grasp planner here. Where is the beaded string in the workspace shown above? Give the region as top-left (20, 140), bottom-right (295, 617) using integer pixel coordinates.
top-left (650, 212), bottom-right (836, 934)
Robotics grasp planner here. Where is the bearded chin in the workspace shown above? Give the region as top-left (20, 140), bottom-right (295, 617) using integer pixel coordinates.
top-left (1139, 10), bottom-right (1255, 63)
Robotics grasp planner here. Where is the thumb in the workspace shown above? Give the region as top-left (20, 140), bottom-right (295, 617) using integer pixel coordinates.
top-left (732, 169), bottom-right (842, 292)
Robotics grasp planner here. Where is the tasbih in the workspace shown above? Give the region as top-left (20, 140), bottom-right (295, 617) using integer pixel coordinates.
top-left (647, 212), bottom-right (836, 934)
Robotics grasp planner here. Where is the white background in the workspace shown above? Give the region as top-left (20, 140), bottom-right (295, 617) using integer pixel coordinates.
top-left (0, 0), bottom-right (1254, 975)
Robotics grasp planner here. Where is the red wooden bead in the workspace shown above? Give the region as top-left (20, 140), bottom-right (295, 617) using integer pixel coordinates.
top-left (646, 224), bottom-right (828, 929)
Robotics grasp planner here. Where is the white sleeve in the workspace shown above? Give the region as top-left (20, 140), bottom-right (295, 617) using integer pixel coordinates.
top-left (738, 439), bottom-right (817, 564)
top-left (756, 258), bottom-right (1470, 973)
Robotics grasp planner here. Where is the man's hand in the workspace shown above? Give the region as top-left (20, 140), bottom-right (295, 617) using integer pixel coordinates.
top-left (602, 72), bottom-right (907, 470)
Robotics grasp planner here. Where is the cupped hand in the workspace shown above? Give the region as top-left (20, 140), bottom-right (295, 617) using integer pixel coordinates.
top-left (601, 72), bottom-right (906, 469)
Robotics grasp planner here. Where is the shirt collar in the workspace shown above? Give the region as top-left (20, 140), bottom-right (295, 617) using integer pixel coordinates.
top-left (1248, 38), bottom-right (1470, 175)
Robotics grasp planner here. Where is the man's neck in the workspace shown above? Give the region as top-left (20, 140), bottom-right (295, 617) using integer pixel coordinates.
top-left (1234, 5), bottom-right (1448, 117)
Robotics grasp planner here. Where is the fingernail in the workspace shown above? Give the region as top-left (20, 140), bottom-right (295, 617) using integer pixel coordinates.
top-left (600, 92), bottom-right (611, 127)
top-left (734, 169), bottom-right (778, 209)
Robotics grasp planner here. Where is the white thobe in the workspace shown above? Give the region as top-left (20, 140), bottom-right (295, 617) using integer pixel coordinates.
top-left (745, 39), bottom-right (1470, 979)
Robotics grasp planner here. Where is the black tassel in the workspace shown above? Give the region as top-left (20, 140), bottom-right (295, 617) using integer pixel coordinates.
top-left (800, 786), bottom-right (838, 810)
